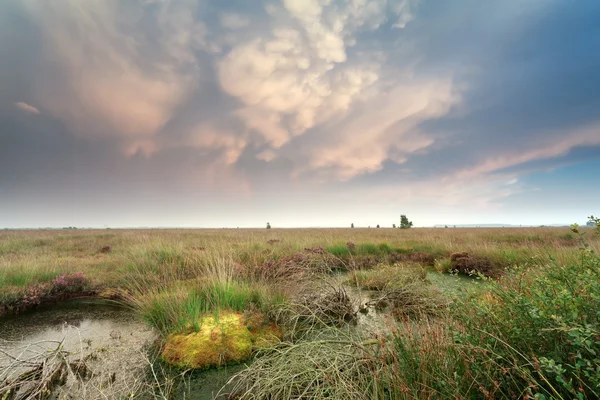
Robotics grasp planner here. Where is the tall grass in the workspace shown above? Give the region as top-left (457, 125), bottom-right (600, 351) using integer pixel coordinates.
top-left (3, 225), bottom-right (600, 398)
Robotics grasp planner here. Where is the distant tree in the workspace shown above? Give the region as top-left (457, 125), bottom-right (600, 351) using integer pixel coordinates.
top-left (376, 224), bottom-right (380, 228)
top-left (444, 225), bottom-right (448, 228)
top-left (400, 215), bottom-right (413, 229)
top-left (588, 216), bottom-right (599, 232)
top-left (351, 223), bottom-right (354, 228)
top-left (392, 224), bottom-right (396, 228)
top-left (266, 222), bottom-right (271, 229)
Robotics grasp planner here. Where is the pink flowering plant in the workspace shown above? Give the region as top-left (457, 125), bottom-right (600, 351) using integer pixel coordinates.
top-left (50, 271), bottom-right (88, 294)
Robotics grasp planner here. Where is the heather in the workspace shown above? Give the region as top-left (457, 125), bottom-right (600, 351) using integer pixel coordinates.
top-left (1, 223), bottom-right (600, 398)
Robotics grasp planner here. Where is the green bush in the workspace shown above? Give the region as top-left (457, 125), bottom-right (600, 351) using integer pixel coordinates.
top-left (454, 247), bottom-right (600, 398)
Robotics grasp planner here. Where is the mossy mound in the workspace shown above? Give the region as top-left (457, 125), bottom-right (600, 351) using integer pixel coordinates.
top-left (161, 312), bottom-right (281, 369)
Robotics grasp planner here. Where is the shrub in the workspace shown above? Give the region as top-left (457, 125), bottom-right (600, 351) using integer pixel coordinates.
top-left (453, 248), bottom-right (600, 398)
top-left (51, 271), bottom-right (88, 294)
top-left (449, 252), bottom-right (500, 277)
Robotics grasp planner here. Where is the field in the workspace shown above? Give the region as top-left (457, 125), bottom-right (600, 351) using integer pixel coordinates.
top-left (1, 225), bottom-right (600, 399)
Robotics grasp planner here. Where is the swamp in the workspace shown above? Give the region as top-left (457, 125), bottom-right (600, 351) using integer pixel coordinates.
top-left (1, 224), bottom-right (600, 399)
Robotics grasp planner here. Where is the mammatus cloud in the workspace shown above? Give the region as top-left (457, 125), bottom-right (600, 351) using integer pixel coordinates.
top-left (1, 0), bottom-right (599, 227)
top-left (22, 0), bottom-right (202, 155)
top-left (302, 76), bottom-right (459, 179)
top-left (14, 102), bottom-right (40, 114)
top-left (216, 0), bottom-right (454, 179)
top-left (220, 13), bottom-right (250, 30)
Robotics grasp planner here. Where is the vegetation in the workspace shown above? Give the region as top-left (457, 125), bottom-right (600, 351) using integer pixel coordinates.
top-left (400, 215), bottom-right (413, 229)
top-left (1, 224), bottom-right (600, 398)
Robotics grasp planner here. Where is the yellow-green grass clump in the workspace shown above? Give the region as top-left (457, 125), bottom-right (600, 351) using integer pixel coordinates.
top-left (161, 311), bottom-right (281, 369)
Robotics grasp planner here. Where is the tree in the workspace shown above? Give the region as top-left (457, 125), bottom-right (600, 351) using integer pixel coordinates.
top-left (392, 224), bottom-right (396, 228)
top-left (351, 223), bottom-right (354, 228)
top-left (400, 215), bottom-right (413, 229)
top-left (376, 224), bottom-right (380, 228)
top-left (588, 216), bottom-right (599, 233)
top-left (266, 222), bottom-right (271, 229)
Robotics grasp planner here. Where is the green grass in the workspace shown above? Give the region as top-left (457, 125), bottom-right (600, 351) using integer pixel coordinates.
top-left (134, 280), bottom-right (283, 335)
top-left (325, 244), bottom-right (352, 257)
top-left (2, 225), bottom-right (600, 397)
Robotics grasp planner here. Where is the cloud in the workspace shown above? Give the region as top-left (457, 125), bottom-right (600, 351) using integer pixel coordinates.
top-left (217, 0), bottom-right (437, 179)
top-left (256, 149), bottom-right (277, 162)
top-left (14, 101), bottom-right (40, 114)
top-left (300, 75), bottom-right (459, 179)
top-left (451, 124), bottom-right (600, 181)
top-left (220, 13), bottom-right (250, 30)
top-left (2, 0), bottom-right (600, 228)
top-left (21, 0), bottom-right (202, 148)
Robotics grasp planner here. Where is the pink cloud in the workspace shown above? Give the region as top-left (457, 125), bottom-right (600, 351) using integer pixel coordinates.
top-left (15, 102), bottom-right (40, 114)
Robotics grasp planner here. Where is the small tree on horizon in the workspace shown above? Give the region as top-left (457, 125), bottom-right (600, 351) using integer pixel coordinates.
top-left (351, 223), bottom-right (354, 228)
top-left (266, 222), bottom-right (271, 229)
top-left (376, 224), bottom-right (380, 228)
top-left (392, 224), bottom-right (396, 228)
top-left (400, 215), bottom-right (413, 229)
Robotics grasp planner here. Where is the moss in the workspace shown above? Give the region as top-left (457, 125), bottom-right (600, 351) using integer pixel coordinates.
top-left (161, 312), bottom-right (281, 370)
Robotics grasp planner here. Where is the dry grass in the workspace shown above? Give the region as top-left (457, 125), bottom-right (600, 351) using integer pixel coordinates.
top-left (345, 263), bottom-right (428, 291)
top-left (2, 226), bottom-right (599, 398)
top-left (1, 227), bottom-right (596, 315)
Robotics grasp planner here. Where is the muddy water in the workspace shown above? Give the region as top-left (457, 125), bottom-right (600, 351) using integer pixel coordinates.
top-left (0, 300), bottom-right (157, 399)
top-left (426, 271), bottom-right (482, 296)
top-left (0, 273), bottom-right (479, 399)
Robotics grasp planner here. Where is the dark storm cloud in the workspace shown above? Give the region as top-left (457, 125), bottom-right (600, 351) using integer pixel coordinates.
top-left (412, 0), bottom-right (600, 173)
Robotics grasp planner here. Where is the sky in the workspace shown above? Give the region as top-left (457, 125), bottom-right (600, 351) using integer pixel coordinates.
top-left (1, 0), bottom-right (599, 228)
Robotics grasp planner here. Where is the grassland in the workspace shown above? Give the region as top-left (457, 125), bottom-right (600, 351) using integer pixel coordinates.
top-left (1, 225), bottom-right (599, 398)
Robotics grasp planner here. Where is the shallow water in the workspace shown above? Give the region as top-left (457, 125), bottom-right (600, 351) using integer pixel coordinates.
top-left (0, 300), bottom-right (157, 399)
top-left (426, 271), bottom-right (482, 296)
top-left (334, 270), bottom-right (480, 336)
top-left (0, 273), bottom-right (480, 399)
top-left (172, 364), bottom-right (247, 399)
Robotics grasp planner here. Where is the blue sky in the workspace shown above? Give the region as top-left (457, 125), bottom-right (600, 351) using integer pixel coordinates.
top-left (0, 0), bottom-right (598, 228)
